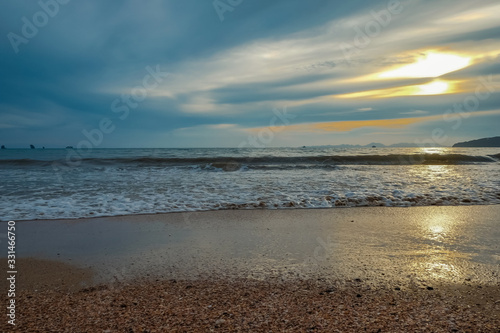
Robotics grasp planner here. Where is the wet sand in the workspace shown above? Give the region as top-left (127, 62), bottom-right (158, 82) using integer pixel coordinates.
top-left (1, 206), bottom-right (500, 331)
top-left (8, 205), bottom-right (500, 287)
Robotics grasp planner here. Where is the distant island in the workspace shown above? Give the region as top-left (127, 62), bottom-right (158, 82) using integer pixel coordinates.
top-left (453, 136), bottom-right (500, 147)
top-left (304, 137), bottom-right (500, 149)
top-left (303, 142), bottom-right (443, 148)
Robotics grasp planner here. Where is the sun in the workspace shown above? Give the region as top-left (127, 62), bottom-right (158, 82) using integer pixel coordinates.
top-left (379, 52), bottom-right (471, 78)
top-left (415, 80), bottom-right (450, 95)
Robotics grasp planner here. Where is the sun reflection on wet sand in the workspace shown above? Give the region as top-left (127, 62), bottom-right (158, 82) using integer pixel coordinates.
top-left (422, 212), bottom-right (462, 244)
top-left (410, 211), bottom-right (471, 282)
top-left (424, 260), bottom-right (459, 280)
top-left (428, 225), bottom-right (445, 242)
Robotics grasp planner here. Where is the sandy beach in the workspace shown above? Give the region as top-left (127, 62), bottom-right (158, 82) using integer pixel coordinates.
top-left (3, 0), bottom-right (500, 331)
top-left (2, 206), bottom-right (500, 331)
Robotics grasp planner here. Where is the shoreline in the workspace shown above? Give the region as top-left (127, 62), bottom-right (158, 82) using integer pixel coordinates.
top-left (4, 202), bottom-right (500, 223)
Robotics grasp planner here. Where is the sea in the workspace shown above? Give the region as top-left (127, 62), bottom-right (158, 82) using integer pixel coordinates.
top-left (1, 147), bottom-right (499, 221)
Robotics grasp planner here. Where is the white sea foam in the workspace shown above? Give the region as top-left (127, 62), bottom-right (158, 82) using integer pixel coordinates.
top-left (0, 148), bottom-right (499, 221)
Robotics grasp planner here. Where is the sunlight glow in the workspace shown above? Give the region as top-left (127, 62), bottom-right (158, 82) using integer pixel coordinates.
top-left (415, 80), bottom-right (449, 95)
top-left (409, 211), bottom-right (468, 281)
top-left (379, 52), bottom-right (471, 78)
top-left (335, 80), bottom-right (454, 98)
top-left (260, 116), bottom-right (434, 133)
top-left (418, 147), bottom-right (449, 154)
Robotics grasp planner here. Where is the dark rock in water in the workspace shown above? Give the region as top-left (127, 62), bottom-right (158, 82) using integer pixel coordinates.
top-left (211, 162), bottom-right (241, 171)
top-left (453, 136), bottom-right (500, 147)
top-left (372, 145), bottom-right (376, 148)
top-left (30, 144), bottom-right (35, 149)
top-left (66, 146), bottom-right (74, 149)
top-left (1, 145), bottom-right (5, 149)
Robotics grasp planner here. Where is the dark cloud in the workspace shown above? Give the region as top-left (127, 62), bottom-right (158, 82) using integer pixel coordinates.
top-left (445, 26), bottom-right (500, 43)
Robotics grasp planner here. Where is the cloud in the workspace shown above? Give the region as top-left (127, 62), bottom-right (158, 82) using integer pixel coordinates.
top-left (441, 56), bottom-right (500, 79)
top-left (248, 108), bottom-right (500, 134)
top-left (1, 0), bottom-right (500, 147)
top-left (400, 110), bottom-right (429, 115)
top-left (283, 116), bottom-right (437, 133)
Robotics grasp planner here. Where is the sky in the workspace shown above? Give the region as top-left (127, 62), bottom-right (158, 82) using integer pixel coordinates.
top-left (1, 0), bottom-right (500, 148)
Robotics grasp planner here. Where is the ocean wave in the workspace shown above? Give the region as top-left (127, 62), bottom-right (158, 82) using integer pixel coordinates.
top-left (1, 153), bottom-right (498, 169)
top-left (488, 153), bottom-right (500, 159)
top-left (0, 158), bottom-right (53, 166)
top-left (2, 191), bottom-right (499, 222)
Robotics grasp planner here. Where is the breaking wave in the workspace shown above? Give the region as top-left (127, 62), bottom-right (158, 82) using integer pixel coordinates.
top-left (1, 153), bottom-right (498, 170)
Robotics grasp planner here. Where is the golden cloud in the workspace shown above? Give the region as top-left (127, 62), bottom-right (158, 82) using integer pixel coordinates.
top-left (247, 115), bottom-right (439, 133)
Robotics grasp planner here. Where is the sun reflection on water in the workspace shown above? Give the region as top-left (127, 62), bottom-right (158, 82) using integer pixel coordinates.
top-left (417, 147), bottom-right (451, 155)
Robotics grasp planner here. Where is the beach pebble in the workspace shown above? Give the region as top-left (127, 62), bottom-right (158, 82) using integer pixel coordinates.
top-left (7, 279), bottom-right (500, 332)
